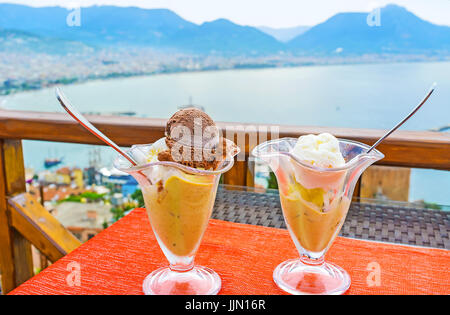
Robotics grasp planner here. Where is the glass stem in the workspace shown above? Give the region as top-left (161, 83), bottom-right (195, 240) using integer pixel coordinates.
top-left (169, 260), bottom-right (195, 272)
top-left (300, 254), bottom-right (325, 267)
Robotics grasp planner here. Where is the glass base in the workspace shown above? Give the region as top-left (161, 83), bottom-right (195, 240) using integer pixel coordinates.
top-left (273, 258), bottom-right (350, 295)
top-left (143, 265), bottom-right (221, 295)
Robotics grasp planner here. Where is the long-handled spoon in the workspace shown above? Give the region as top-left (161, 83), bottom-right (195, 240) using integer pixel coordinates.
top-left (367, 82), bottom-right (436, 153)
top-left (55, 87), bottom-right (138, 166)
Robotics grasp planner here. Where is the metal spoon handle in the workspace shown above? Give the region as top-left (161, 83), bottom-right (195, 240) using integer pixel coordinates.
top-left (367, 82), bottom-right (436, 153)
top-left (55, 87), bottom-right (137, 166)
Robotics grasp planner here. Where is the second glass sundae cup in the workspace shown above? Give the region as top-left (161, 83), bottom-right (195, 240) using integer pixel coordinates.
top-left (114, 140), bottom-right (239, 295)
top-left (252, 138), bottom-right (384, 295)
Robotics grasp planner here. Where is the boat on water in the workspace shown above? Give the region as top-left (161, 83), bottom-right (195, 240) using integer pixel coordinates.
top-left (44, 158), bottom-right (63, 168)
top-left (178, 97), bottom-right (205, 111)
top-left (429, 125), bottom-right (450, 132)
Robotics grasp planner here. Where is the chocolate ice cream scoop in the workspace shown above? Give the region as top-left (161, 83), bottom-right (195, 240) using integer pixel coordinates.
top-left (158, 108), bottom-right (229, 170)
top-left (165, 108), bottom-right (218, 146)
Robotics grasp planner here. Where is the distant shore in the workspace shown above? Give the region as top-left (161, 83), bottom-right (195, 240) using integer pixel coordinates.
top-left (2, 53), bottom-right (449, 97)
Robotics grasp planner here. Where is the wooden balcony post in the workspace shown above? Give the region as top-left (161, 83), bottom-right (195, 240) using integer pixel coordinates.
top-left (0, 139), bottom-right (33, 294)
top-left (223, 159), bottom-right (248, 186)
top-left (360, 166), bottom-right (411, 201)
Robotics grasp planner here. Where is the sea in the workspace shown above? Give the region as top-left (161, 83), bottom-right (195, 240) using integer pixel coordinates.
top-left (2, 61), bottom-right (449, 205)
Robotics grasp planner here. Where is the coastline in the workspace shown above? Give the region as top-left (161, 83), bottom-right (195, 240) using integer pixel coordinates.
top-left (2, 54), bottom-right (449, 97)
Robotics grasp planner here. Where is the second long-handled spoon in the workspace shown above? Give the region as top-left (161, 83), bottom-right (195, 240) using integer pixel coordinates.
top-left (367, 82), bottom-right (436, 153)
top-left (55, 87), bottom-right (138, 166)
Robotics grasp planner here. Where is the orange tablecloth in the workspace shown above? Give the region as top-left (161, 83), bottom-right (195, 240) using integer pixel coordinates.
top-left (10, 208), bottom-right (450, 295)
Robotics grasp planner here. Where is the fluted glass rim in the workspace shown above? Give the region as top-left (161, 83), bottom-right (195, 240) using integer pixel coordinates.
top-left (252, 137), bottom-right (384, 172)
top-left (114, 139), bottom-right (240, 175)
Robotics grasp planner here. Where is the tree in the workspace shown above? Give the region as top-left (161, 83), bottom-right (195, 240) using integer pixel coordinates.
top-left (110, 207), bottom-right (125, 222)
top-left (131, 189), bottom-right (145, 208)
top-left (267, 171), bottom-right (278, 190)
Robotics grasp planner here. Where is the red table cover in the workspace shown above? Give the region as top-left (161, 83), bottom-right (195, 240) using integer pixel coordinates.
top-left (9, 208), bottom-right (450, 295)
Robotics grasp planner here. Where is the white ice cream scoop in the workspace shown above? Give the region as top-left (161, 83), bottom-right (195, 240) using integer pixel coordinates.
top-left (292, 133), bottom-right (345, 169)
top-left (291, 133), bottom-right (346, 190)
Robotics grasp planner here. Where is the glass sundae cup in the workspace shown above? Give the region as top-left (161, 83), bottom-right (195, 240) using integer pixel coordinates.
top-left (114, 139), bottom-right (239, 295)
top-left (252, 137), bottom-right (384, 295)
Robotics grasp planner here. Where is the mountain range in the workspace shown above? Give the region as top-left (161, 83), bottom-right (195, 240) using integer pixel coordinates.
top-left (288, 5), bottom-right (450, 55)
top-left (0, 3), bottom-right (449, 56)
top-left (0, 29), bottom-right (93, 54)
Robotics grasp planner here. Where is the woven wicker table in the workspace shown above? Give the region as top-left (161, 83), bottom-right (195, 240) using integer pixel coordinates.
top-left (213, 185), bottom-right (450, 249)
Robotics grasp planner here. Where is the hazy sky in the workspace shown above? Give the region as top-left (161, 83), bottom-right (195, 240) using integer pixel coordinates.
top-left (2, 0), bottom-right (450, 28)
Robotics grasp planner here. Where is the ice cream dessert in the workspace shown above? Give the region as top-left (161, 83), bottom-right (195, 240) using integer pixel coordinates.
top-left (156, 108), bottom-right (230, 171)
top-left (279, 133), bottom-right (350, 253)
top-left (133, 108), bottom-right (236, 257)
top-left (252, 132), bottom-right (383, 295)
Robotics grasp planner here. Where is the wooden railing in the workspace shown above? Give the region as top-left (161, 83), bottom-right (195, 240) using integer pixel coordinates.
top-left (0, 109), bottom-right (449, 294)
